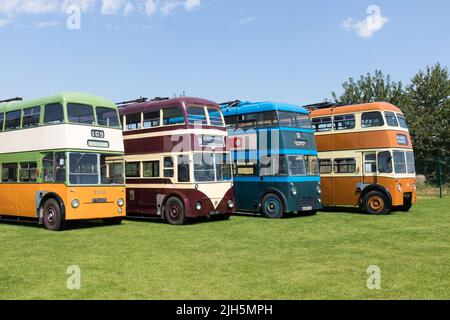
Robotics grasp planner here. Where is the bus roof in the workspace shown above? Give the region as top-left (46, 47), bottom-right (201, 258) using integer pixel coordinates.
top-left (118, 96), bottom-right (219, 115)
top-left (220, 101), bottom-right (309, 116)
top-left (308, 101), bottom-right (403, 117)
top-left (0, 92), bottom-right (116, 113)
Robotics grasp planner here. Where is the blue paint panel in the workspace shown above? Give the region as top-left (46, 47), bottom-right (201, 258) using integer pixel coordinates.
top-left (234, 176), bottom-right (321, 183)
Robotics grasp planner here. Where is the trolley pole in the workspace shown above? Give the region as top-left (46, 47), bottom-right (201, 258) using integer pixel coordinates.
top-left (438, 155), bottom-right (443, 199)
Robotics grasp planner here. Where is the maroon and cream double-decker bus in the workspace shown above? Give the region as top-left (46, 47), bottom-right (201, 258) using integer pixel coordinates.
top-left (116, 97), bottom-right (235, 225)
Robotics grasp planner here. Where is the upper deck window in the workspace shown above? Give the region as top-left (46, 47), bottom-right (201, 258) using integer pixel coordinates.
top-left (361, 111), bottom-right (384, 128)
top-left (23, 106), bottom-right (41, 128)
top-left (187, 106), bottom-right (207, 125)
top-left (5, 110), bottom-right (21, 130)
top-left (126, 113), bottom-right (142, 130)
top-left (96, 107), bottom-right (120, 128)
top-left (143, 110), bottom-right (160, 128)
top-left (163, 107), bottom-right (185, 126)
top-left (312, 117), bottom-right (332, 132)
top-left (44, 103), bottom-right (64, 124)
top-left (278, 111), bottom-right (312, 129)
top-left (385, 111), bottom-right (398, 127)
top-left (397, 114), bottom-right (408, 129)
top-left (207, 108), bottom-right (224, 126)
top-left (237, 113), bottom-right (258, 129)
top-left (258, 111), bottom-right (279, 128)
top-left (334, 114), bottom-right (355, 131)
top-left (68, 103), bottom-right (95, 125)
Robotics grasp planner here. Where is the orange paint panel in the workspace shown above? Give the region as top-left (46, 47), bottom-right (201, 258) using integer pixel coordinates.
top-left (332, 177), bottom-right (361, 206)
top-left (0, 184), bottom-right (126, 220)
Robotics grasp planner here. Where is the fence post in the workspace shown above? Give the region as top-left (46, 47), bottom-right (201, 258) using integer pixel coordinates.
top-left (438, 156), bottom-right (443, 199)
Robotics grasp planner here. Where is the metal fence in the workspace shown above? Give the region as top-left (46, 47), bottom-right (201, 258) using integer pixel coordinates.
top-left (415, 156), bottom-right (449, 198)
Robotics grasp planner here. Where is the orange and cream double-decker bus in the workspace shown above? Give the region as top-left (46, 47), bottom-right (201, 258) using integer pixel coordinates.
top-left (0, 93), bottom-right (126, 231)
top-left (308, 102), bottom-right (417, 215)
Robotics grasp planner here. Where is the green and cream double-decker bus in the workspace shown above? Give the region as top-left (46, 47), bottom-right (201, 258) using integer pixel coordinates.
top-left (0, 93), bottom-right (126, 231)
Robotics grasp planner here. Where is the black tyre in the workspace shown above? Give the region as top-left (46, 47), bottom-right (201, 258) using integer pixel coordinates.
top-left (304, 210), bottom-right (317, 216)
top-left (164, 197), bottom-right (186, 225)
top-left (363, 191), bottom-right (391, 215)
top-left (260, 193), bottom-right (284, 219)
top-left (103, 217), bottom-right (123, 225)
top-left (43, 198), bottom-right (65, 231)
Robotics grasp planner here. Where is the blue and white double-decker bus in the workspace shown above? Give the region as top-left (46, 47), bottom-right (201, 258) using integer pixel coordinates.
top-left (221, 100), bottom-right (322, 218)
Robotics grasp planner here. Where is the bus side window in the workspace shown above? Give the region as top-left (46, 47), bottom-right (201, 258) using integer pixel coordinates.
top-left (237, 113), bottom-right (257, 129)
top-left (5, 110), bottom-right (21, 130)
top-left (163, 108), bottom-right (185, 126)
top-left (164, 157), bottom-right (174, 178)
top-left (143, 161), bottom-right (160, 178)
top-left (43, 154), bottom-right (55, 182)
top-left (334, 114), bottom-right (355, 131)
top-left (143, 111), bottom-right (161, 128)
top-left (125, 162), bottom-right (141, 178)
top-left (361, 112), bottom-right (384, 128)
top-left (334, 158), bottom-right (356, 174)
top-left (225, 116), bottom-right (237, 130)
top-left (0, 113), bottom-right (4, 131)
top-left (19, 162), bottom-right (38, 182)
top-left (23, 106), bottom-right (41, 128)
top-left (55, 152), bottom-right (66, 182)
top-left (364, 154), bottom-right (377, 173)
top-left (312, 117), bottom-right (332, 132)
top-left (44, 103), bottom-right (64, 124)
top-left (125, 113), bottom-right (142, 130)
top-left (258, 111), bottom-right (278, 128)
top-left (2, 163), bottom-right (18, 182)
top-left (319, 159), bottom-right (333, 174)
top-left (177, 156), bottom-right (190, 182)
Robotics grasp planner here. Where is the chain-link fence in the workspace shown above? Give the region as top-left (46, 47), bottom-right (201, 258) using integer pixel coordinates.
top-left (415, 157), bottom-right (449, 198)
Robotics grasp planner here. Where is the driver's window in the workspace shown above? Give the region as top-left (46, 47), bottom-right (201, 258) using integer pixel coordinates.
top-left (364, 153), bottom-right (377, 173)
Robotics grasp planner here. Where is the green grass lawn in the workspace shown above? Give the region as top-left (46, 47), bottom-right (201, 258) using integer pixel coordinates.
top-left (1, 197), bottom-right (450, 300)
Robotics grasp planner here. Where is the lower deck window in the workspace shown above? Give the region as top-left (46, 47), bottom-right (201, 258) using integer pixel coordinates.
top-left (69, 153), bottom-right (99, 184)
top-left (143, 161), bottom-right (160, 178)
top-left (126, 162), bottom-right (141, 178)
top-left (334, 158), bottom-right (356, 173)
top-left (178, 156), bottom-right (190, 182)
top-left (19, 162), bottom-right (38, 182)
top-left (2, 163), bottom-right (18, 182)
top-left (319, 159), bottom-right (332, 174)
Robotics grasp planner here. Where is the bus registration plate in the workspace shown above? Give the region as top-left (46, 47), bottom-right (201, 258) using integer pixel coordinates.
top-left (302, 206), bottom-right (313, 211)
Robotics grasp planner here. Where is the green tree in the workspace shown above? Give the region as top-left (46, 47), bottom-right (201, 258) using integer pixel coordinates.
top-left (332, 70), bottom-right (405, 106)
top-left (403, 63), bottom-right (450, 182)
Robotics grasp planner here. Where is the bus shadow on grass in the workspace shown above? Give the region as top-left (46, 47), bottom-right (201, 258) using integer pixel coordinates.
top-left (233, 212), bottom-right (317, 219)
top-left (125, 216), bottom-right (231, 226)
top-left (0, 217), bottom-right (124, 231)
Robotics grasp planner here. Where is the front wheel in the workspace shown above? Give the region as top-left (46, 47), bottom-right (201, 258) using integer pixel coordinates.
top-left (260, 193), bottom-right (284, 219)
top-left (363, 191), bottom-right (391, 215)
top-left (164, 197), bottom-right (186, 225)
top-left (103, 217), bottom-right (123, 225)
top-left (43, 198), bottom-right (65, 231)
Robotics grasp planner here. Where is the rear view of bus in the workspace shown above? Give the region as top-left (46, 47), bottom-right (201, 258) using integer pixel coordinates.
top-left (221, 101), bottom-right (322, 218)
top-left (0, 93), bottom-right (126, 231)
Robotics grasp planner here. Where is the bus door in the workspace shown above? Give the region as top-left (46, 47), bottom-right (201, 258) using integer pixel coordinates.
top-left (362, 152), bottom-right (378, 185)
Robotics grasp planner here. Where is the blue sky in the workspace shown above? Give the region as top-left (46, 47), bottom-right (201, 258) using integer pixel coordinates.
top-left (0, 0), bottom-right (449, 105)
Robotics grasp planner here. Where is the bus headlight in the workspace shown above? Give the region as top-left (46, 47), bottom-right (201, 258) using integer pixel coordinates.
top-left (117, 198), bottom-right (124, 207)
top-left (397, 184), bottom-right (403, 192)
top-left (291, 186), bottom-right (297, 196)
top-left (71, 199), bottom-right (80, 209)
top-left (228, 200), bottom-right (234, 209)
top-left (195, 202), bottom-right (202, 211)
top-left (316, 185), bottom-right (322, 194)
top-left (118, 208), bottom-right (123, 214)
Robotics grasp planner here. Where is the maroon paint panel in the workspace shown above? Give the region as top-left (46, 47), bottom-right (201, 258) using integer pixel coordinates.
top-left (124, 133), bottom-right (227, 154)
top-left (126, 187), bottom-right (235, 219)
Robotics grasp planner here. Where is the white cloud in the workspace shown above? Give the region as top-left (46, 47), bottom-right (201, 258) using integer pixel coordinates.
top-left (239, 16), bottom-right (255, 25)
top-left (0, 18), bottom-right (11, 27)
top-left (144, 0), bottom-right (156, 16)
top-left (185, 0), bottom-right (200, 11)
top-left (343, 5), bottom-right (389, 38)
top-left (61, 0), bottom-right (96, 12)
top-left (0, 0), bottom-right (59, 15)
top-left (101, 0), bottom-right (125, 15)
top-left (123, 1), bottom-right (133, 15)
